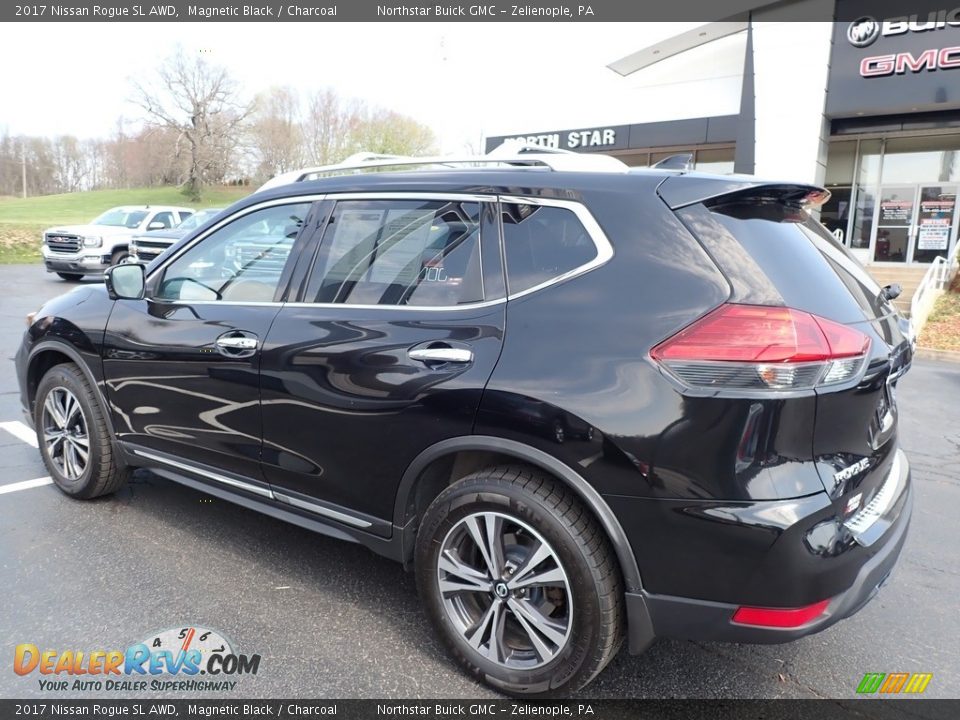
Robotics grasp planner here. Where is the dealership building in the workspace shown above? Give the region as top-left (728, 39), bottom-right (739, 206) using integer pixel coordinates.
top-left (485, 0), bottom-right (960, 268)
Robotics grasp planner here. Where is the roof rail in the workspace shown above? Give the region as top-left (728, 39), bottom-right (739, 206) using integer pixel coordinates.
top-left (256, 142), bottom-right (629, 191)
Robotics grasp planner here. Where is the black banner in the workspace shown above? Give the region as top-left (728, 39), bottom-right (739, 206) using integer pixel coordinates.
top-left (1, 700), bottom-right (959, 720)
top-left (0, 0), bottom-right (951, 23)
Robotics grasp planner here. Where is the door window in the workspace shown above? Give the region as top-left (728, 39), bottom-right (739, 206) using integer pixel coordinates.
top-left (154, 202), bottom-right (312, 303)
top-left (913, 185), bottom-right (957, 264)
top-left (305, 199), bottom-right (485, 307)
top-left (873, 186), bottom-right (914, 263)
top-left (500, 203), bottom-right (598, 294)
top-left (150, 211), bottom-right (176, 229)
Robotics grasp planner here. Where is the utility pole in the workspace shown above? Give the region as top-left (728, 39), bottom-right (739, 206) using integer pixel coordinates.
top-left (20, 137), bottom-right (27, 198)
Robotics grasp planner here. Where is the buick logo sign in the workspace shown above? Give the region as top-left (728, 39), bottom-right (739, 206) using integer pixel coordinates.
top-left (847, 16), bottom-right (881, 47)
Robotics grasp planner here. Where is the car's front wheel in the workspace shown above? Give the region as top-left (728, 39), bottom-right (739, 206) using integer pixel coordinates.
top-left (35, 363), bottom-right (129, 499)
top-left (416, 466), bottom-right (625, 696)
top-left (56, 272), bottom-right (83, 281)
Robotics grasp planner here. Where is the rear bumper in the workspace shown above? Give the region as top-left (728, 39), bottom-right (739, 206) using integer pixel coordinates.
top-left (625, 455), bottom-right (913, 652)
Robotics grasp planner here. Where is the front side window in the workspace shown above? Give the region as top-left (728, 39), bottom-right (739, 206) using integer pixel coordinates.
top-left (155, 202), bottom-right (311, 303)
top-left (501, 203), bottom-right (598, 295)
top-left (305, 199), bottom-right (484, 307)
top-left (150, 211), bottom-right (175, 229)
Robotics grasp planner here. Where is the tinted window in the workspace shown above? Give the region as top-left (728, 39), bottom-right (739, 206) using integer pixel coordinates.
top-left (151, 211), bottom-right (175, 229)
top-left (156, 202), bottom-right (311, 303)
top-left (681, 201), bottom-right (877, 324)
top-left (501, 204), bottom-right (597, 295)
top-left (306, 199), bottom-right (484, 307)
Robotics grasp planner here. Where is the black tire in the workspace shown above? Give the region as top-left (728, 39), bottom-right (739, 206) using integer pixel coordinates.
top-left (57, 272), bottom-right (83, 281)
top-left (416, 465), bottom-right (625, 696)
top-left (34, 363), bottom-right (129, 499)
top-left (110, 249), bottom-right (130, 266)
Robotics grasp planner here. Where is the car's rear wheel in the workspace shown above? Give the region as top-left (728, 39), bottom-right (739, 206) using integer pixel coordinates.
top-left (416, 465), bottom-right (625, 696)
top-left (56, 272), bottom-right (83, 281)
top-left (35, 363), bottom-right (129, 499)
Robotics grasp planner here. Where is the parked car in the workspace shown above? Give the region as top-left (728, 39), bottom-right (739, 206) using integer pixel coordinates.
top-left (41, 205), bottom-right (194, 280)
top-left (17, 150), bottom-right (913, 696)
top-left (129, 208), bottom-right (225, 264)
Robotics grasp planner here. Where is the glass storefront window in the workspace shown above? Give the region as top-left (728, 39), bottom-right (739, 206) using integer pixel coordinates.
top-left (882, 135), bottom-right (960, 184)
top-left (825, 141), bottom-right (857, 186)
top-left (820, 186), bottom-right (852, 242)
top-left (694, 147), bottom-right (735, 175)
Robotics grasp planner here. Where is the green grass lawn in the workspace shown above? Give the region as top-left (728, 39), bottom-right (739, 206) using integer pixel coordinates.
top-left (0, 186), bottom-right (252, 264)
top-left (919, 275), bottom-right (960, 353)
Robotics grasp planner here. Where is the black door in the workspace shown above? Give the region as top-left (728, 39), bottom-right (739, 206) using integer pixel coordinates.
top-left (259, 197), bottom-right (506, 530)
top-left (102, 200), bottom-right (317, 487)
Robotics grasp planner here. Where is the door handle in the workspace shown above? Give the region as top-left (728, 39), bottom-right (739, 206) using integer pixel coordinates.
top-left (216, 336), bottom-right (258, 350)
top-left (408, 347), bottom-right (473, 364)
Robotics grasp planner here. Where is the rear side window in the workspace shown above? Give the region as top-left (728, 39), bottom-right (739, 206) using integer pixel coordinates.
top-left (677, 200), bottom-right (881, 324)
top-left (501, 203), bottom-right (598, 295)
top-left (306, 199), bottom-right (485, 307)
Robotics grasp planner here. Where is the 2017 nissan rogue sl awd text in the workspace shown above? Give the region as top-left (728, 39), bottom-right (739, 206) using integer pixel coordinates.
top-left (16, 149), bottom-right (913, 696)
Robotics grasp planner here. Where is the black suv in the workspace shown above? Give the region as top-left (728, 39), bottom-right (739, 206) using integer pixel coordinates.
top-left (16, 153), bottom-right (913, 696)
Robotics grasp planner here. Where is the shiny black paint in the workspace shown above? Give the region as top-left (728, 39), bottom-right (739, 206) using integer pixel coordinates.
top-left (101, 298), bottom-right (279, 479)
top-left (259, 304), bottom-right (505, 520)
top-left (15, 168), bottom-right (913, 642)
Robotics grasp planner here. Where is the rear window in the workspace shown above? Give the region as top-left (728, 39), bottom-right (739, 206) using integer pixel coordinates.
top-left (677, 200), bottom-right (884, 324)
top-left (501, 203), bottom-right (598, 295)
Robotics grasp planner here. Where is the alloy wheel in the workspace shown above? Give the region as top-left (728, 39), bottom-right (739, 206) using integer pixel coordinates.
top-left (437, 511), bottom-right (572, 669)
top-left (41, 387), bottom-right (89, 481)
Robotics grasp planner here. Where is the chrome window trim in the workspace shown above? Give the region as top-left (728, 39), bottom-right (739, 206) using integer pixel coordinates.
top-left (273, 491), bottom-right (373, 529)
top-left (498, 195), bottom-right (615, 301)
top-left (323, 192), bottom-right (496, 203)
top-left (283, 297), bottom-right (506, 311)
top-left (134, 449), bottom-right (274, 499)
top-left (146, 195), bottom-right (328, 283)
top-left (145, 191), bottom-right (613, 311)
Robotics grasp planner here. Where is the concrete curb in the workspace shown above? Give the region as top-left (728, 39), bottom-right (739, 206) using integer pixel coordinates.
top-left (915, 347), bottom-right (960, 364)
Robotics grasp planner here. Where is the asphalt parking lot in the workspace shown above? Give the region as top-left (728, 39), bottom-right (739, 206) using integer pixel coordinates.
top-left (1, 263), bottom-right (959, 700)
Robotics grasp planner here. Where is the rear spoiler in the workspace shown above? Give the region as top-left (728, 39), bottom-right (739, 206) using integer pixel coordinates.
top-left (657, 175), bottom-right (829, 210)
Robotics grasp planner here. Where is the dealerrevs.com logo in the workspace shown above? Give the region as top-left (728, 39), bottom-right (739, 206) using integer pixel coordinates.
top-left (13, 626), bottom-right (261, 693)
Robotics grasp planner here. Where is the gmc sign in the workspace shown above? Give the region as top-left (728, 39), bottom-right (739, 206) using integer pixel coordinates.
top-left (827, 0), bottom-right (960, 117)
top-left (861, 45), bottom-right (960, 76)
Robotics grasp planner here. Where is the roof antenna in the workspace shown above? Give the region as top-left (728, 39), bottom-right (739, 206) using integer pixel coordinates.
top-left (652, 154), bottom-right (694, 171)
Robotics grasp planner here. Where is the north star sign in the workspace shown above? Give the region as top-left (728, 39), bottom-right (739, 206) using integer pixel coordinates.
top-left (501, 127), bottom-right (623, 150)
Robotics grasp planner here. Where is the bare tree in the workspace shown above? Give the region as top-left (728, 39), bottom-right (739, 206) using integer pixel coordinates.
top-left (248, 86), bottom-right (305, 179)
top-left (302, 88), bottom-right (358, 166)
top-left (131, 48), bottom-right (251, 199)
top-left (302, 88), bottom-right (436, 167)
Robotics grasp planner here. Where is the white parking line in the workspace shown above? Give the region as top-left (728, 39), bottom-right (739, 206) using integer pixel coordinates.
top-left (0, 477), bottom-right (53, 495)
top-left (0, 421), bottom-right (38, 448)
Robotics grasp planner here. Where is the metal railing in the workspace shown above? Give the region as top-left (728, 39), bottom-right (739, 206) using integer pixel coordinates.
top-left (910, 240), bottom-right (960, 334)
top-left (256, 142), bottom-right (630, 192)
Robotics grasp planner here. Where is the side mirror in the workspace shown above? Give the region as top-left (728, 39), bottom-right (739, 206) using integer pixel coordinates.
top-left (147, 221), bottom-right (166, 230)
top-left (105, 263), bottom-right (145, 300)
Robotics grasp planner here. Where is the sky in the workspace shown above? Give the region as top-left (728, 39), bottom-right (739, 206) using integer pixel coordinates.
top-left (0, 22), bottom-right (706, 152)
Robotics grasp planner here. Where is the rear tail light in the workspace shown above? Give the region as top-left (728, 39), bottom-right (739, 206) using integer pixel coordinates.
top-left (651, 304), bottom-right (870, 392)
top-left (732, 599), bottom-right (831, 628)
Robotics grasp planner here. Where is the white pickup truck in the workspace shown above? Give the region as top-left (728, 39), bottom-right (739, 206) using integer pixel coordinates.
top-left (42, 205), bottom-right (194, 280)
